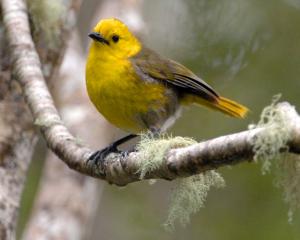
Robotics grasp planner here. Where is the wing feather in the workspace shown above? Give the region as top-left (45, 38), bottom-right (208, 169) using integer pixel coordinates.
top-left (131, 48), bottom-right (218, 102)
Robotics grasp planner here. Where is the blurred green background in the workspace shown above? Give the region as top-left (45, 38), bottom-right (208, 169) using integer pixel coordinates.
top-left (19, 0), bottom-right (300, 239)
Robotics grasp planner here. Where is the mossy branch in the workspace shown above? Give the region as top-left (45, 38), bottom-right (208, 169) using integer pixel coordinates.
top-left (3, 0), bottom-right (300, 187)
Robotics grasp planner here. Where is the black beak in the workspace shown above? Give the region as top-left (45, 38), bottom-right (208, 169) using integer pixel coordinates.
top-left (88, 32), bottom-right (109, 45)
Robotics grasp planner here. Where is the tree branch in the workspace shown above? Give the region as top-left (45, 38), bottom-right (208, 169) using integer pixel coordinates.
top-left (22, 31), bottom-right (105, 240)
top-left (1, 0), bottom-right (83, 238)
top-left (3, 0), bottom-right (300, 187)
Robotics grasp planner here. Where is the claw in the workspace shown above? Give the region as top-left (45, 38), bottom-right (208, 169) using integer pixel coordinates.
top-left (88, 134), bottom-right (138, 165)
top-left (120, 146), bottom-right (137, 158)
top-left (88, 144), bottom-right (120, 165)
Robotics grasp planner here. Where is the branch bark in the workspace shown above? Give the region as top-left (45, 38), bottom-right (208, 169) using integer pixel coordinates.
top-left (2, 0), bottom-right (300, 191)
top-left (0, 19), bottom-right (37, 239)
top-left (23, 1), bottom-right (147, 238)
top-left (0, 0), bottom-right (80, 238)
top-left (22, 31), bottom-right (107, 240)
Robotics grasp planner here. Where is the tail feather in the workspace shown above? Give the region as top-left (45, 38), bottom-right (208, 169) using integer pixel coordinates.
top-left (216, 96), bottom-right (248, 118)
top-left (181, 95), bottom-right (248, 118)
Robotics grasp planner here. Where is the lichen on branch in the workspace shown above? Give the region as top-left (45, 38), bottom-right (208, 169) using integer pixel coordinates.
top-left (136, 134), bottom-right (197, 179)
top-left (164, 171), bottom-right (225, 231)
top-left (135, 134), bottom-right (225, 230)
top-left (249, 94), bottom-right (293, 174)
top-left (249, 95), bottom-right (300, 222)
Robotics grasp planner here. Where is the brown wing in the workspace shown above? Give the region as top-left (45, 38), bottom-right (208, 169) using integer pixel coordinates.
top-left (131, 47), bottom-right (219, 102)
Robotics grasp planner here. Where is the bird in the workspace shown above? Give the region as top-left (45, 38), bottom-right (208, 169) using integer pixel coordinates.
top-left (86, 18), bottom-right (248, 161)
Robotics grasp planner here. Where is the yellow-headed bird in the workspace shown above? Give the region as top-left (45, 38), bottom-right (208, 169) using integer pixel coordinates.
top-left (86, 18), bottom-right (248, 161)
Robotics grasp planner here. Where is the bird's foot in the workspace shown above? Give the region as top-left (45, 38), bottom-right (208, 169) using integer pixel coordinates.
top-left (120, 146), bottom-right (137, 158)
top-left (89, 144), bottom-right (121, 165)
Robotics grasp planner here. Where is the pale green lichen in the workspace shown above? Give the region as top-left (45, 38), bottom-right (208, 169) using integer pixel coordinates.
top-left (164, 171), bottom-right (225, 231)
top-left (136, 133), bottom-right (197, 179)
top-left (249, 95), bottom-right (300, 222)
top-left (136, 133), bottom-right (225, 230)
top-left (248, 94), bottom-right (292, 174)
top-left (74, 136), bottom-right (84, 145)
top-left (276, 154), bottom-right (300, 223)
top-left (34, 116), bottom-right (62, 127)
top-left (27, 0), bottom-right (66, 49)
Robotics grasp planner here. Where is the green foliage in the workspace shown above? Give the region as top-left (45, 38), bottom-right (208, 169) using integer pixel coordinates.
top-left (249, 94), bottom-right (292, 174)
top-left (27, 0), bottom-right (65, 49)
top-left (136, 134), bottom-right (225, 230)
top-left (164, 171), bottom-right (225, 231)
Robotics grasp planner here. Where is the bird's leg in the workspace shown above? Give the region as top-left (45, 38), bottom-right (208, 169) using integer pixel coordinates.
top-left (148, 127), bottom-right (161, 139)
top-left (89, 134), bottom-right (138, 163)
top-left (119, 128), bottom-right (161, 158)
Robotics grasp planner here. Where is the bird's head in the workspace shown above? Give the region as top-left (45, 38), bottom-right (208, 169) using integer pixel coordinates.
top-left (89, 18), bottom-right (142, 59)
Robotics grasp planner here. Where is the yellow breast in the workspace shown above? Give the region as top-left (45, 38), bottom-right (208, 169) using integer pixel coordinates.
top-left (86, 44), bottom-right (167, 133)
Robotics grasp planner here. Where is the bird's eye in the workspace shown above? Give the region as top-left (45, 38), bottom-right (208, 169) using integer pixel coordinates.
top-left (112, 35), bottom-right (120, 43)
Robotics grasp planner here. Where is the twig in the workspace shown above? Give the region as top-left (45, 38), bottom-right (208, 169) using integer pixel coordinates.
top-left (3, 0), bottom-right (300, 187)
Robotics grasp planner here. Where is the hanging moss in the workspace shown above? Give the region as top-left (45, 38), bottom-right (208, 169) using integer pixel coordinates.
top-left (136, 133), bottom-right (197, 179)
top-left (136, 133), bottom-right (225, 230)
top-left (250, 95), bottom-right (300, 222)
top-left (164, 171), bottom-right (225, 231)
top-left (249, 94), bottom-right (292, 174)
top-left (276, 154), bottom-right (300, 223)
